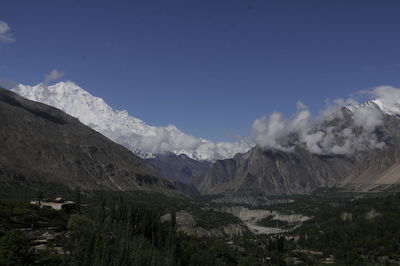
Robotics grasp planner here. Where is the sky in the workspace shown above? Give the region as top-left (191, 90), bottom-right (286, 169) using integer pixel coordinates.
top-left (1, 0), bottom-right (400, 142)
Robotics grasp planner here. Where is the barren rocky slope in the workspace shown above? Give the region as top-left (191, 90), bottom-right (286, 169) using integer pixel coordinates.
top-left (198, 146), bottom-right (357, 194)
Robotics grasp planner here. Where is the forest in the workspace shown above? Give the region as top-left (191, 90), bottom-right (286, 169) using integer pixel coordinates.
top-left (0, 195), bottom-right (286, 266)
top-left (295, 193), bottom-right (400, 265)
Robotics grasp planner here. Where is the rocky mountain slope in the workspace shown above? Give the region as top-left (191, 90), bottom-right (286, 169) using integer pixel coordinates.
top-left (199, 103), bottom-right (400, 195)
top-left (340, 144), bottom-right (400, 191)
top-left (170, 180), bottom-right (201, 197)
top-left (198, 146), bottom-right (357, 194)
top-left (0, 87), bottom-right (177, 195)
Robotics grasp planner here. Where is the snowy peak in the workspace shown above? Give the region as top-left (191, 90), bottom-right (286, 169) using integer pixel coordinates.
top-left (372, 99), bottom-right (400, 116)
top-left (345, 100), bottom-right (381, 113)
top-left (345, 99), bottom-right (400, 117)
top-left (13, 81), bottom-right (156, 137)
top-left (12, 81), bottom-right (253, 160)
top-left (368, 85), bottom-right (400, 116)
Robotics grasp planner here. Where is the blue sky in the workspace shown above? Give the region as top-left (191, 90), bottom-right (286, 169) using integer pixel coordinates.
top-left (1, 0), bottom-right (400, 142)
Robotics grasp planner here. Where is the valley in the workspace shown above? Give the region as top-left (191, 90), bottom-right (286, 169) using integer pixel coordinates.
top-left (2, 83), bottom-right (400, 265)
top-left (2, 1), bottom-right (400, 265)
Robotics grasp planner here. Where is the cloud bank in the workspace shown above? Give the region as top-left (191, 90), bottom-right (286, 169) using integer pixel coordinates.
top-left (250, 86), bottom-right (400, 155)
top-left (0, 21), bottom-right (15, 43)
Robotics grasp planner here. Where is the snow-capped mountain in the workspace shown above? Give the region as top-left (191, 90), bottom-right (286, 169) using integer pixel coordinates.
top-left (366, 85), bottom-right (400, 116)
top-left (345, 100), bottom-right (400, 116)
top-left (372, 99), bottom-right (400, 116)
top-left (12, 81), bottom-right (253, 160)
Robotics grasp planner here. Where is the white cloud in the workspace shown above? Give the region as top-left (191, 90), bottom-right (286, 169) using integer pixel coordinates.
top-left (250, 87), bottom-right (392, 155)
top-left (0, 21), bottom-right (15, 43)
top-left (353, 106), bottom-right (383, 132)
top-left (252, 112), bottom-right (293, 152)
top-left (44, 70), bottom-right (65, 84)
top-left (109, 124), bottom-right (253, 160)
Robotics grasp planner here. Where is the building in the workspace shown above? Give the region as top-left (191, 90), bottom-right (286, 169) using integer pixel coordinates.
top-left (31, 197), bottom-right (76, 211)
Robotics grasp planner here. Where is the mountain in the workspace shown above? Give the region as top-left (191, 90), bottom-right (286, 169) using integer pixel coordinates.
top-left (12, 81), bottom-right (253, 161)
top-left (198, 146), bottom-right (357, 195)
top-left (199, 102), bottom-right (400, 195)
top-left (170, 180), bottom-right (201, 198)
top-left (0, 87), bottom-right (177, 196)
top-left (145, 153), bottom-right (211, 183)
top-left (339, 112), bottom-right (400, 191)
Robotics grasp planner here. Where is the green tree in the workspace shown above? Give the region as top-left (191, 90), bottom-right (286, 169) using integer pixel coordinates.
top-left (37, 190), bottom-right (44, 203)
top-left (75, 188), bottom-right (81, 213)
top-left (67, 214), bottom-right (95, 266)
top-left (189, 249), bottom-right (216, 266)
top-left (0, 230), bottom-right (31, 266)
top-left (210, 239), bottom-right (237, 265)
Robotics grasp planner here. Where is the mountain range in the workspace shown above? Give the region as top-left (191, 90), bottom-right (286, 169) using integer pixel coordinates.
top-left (8, 81), bottom-right (400, 197)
